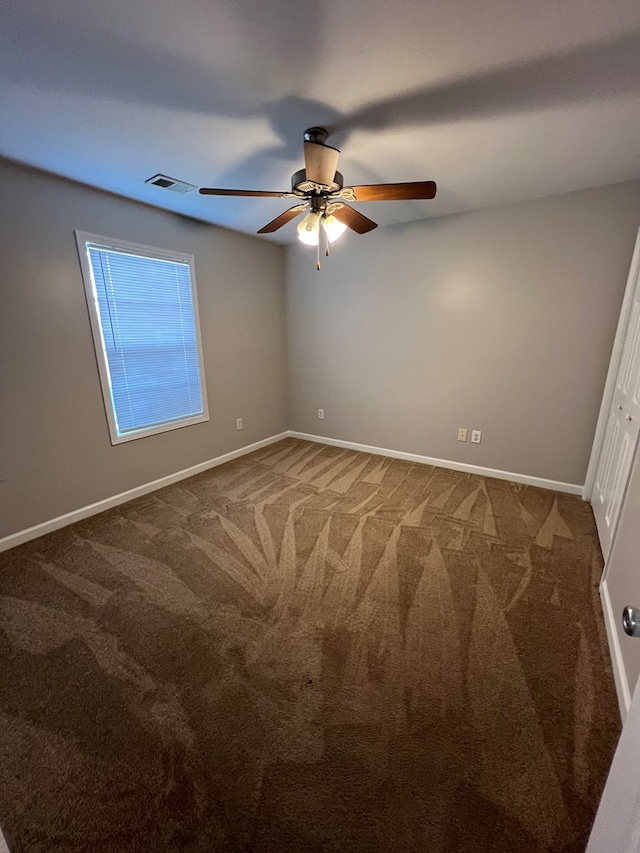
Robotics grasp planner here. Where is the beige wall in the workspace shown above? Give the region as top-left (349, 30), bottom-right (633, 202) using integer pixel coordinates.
top-left (0, 159), bottom-right (287, 538)
top-left (2, 161), bottom-right (639, 539)
top-left (286, 181), bottom-right (640, 486)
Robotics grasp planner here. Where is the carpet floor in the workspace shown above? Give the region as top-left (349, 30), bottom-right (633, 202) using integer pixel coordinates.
top-left (0, 439), bottom-right (620, 852)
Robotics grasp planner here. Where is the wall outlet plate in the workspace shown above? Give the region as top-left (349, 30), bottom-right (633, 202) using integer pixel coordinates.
top-left (471, 430), bottom-right (482, 444)
top-left (457, 428), bottom-right (467, 442)
top-left (318, 409), bottom-right (325, 420)
top-left (236, 418), bottom-right (243, 430)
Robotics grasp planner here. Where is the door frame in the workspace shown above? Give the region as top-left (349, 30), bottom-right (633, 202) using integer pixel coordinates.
top-left (584, 228), bottom-right (640, 511)
top-left (600, 576), bottom-right (633, 719)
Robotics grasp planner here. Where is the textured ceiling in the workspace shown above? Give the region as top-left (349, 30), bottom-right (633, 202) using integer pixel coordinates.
top-left (1, 0), bottom-right (640, 243)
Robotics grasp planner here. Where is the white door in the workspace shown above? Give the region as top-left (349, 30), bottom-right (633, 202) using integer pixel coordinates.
top-left (590, 231), bottom-right (640, 559)
top-left (587, 669), bottom-right (640, 853)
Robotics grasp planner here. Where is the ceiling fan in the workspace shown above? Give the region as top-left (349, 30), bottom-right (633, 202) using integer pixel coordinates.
top-left (199, 127), bottom-right (437, 268)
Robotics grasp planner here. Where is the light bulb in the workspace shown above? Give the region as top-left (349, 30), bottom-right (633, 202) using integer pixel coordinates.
top-left (322, 214), bottom-right (347, 243)
top-left (297, 212), bottom-right (321, 246)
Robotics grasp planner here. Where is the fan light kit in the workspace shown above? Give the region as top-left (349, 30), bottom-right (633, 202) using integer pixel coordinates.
top-left (199, 127), bottom-right (437, 270)
top-left (297, 211), bottom-right (347, 246)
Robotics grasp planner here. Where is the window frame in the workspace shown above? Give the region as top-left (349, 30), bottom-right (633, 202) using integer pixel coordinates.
top-left (75, 230), bottom-right (209, 445)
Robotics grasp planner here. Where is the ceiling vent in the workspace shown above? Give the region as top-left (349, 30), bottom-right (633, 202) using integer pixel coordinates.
top-left (145, 174), bottom-right (196, 194)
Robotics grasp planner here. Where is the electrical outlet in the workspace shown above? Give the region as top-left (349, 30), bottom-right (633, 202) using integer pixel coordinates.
top-left (471, 430), bottom-right (482, 444)
top-left (236, 418), bottom-right (243, 430)
top-left (318, 408), bottom-right (325, 420)
top-left (457, 428), bottom-right (467, 442)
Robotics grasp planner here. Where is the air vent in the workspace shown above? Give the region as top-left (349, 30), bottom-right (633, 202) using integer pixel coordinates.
top-left (145, 174), bottom-right (196, 194)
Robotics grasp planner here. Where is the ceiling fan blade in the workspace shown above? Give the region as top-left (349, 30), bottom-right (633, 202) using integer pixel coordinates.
top-left (331, 204), bottom-right (378, 234)
top-left (199, 188), bottom-right (285, 197)
top-left (349, 181), bottom-right (437, 202)
top-left (257, 204), bottom-right (308, 234)
top-left (303, 141), bottom-right (340, 188)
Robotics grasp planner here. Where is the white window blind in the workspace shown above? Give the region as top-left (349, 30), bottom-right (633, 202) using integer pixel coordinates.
top-left (76, 232), bottom-right (208, 444)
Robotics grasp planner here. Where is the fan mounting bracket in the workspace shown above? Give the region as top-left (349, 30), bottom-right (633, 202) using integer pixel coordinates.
top-left (303, 127), bottom-right (330, 145)
top-left (331, 187), bottom-right (356, 202)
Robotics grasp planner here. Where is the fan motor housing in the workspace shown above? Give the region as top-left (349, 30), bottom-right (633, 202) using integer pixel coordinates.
top-left (291, 169), bottom-right (344, 195)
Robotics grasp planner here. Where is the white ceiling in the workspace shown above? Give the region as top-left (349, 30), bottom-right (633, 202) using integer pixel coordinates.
top-left (1, 0), bottom-right (639, 243)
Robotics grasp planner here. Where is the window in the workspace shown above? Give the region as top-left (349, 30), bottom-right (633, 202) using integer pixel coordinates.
top-left (76, 232), bottom-right (209, 444)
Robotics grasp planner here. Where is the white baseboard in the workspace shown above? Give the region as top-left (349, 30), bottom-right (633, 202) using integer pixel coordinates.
top-left (287, 431), bottom-right (584, 495)
top-left (600, 579), bottom-right (631, 721)
top-left (0, 429), bottom-right (585, 554)
top-left (0, 432), bottom-right (289, 554)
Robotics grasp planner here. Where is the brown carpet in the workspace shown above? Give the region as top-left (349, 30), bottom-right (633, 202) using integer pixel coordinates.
top-left (0, 438), bottom-right (620, 852)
